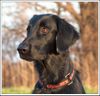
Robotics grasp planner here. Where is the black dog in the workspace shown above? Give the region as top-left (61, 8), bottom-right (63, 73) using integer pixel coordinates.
top-left (17, 14), bottom-right (85, 94)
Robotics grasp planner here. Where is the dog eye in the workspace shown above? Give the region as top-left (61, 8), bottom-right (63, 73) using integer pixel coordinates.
top-left (40, 26), bottom-right (49, 35)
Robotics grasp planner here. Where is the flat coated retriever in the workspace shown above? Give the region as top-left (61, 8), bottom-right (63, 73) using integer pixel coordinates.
top-left (17, 14), bottom-right (85, 94)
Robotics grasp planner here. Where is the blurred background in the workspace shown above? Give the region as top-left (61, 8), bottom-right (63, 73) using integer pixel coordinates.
top-left (1, 2), bottom-right (98, 94)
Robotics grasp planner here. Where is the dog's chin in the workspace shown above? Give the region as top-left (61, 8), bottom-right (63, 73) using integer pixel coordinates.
top-left (20, 55), bottom-right (33, 62)
top-left (20, 54), bottom-right (47, 62)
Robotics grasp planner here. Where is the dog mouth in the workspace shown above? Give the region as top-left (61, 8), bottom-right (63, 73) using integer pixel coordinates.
top-left (19, 54), bottom-right (33, 61)
top-left (19, 53), bottom-right (47, 61)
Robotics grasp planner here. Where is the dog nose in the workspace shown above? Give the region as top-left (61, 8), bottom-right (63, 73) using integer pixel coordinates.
top-left (17, 44), bottom-right (29, 54)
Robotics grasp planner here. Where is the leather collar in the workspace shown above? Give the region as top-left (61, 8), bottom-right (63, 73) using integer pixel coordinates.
top-left (40, 69), bottom-right (75, 89)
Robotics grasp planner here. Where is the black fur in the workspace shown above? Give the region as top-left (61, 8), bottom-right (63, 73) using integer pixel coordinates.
top-left (17, 14), bottom-right (85, 94)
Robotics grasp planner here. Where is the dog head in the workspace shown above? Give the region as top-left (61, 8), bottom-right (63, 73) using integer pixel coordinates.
top-left (17, 14), bottom-right (79, 61)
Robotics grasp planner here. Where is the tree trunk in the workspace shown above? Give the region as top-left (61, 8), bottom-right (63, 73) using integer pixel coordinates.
top-left (79, 2), bottom-right (98, 88)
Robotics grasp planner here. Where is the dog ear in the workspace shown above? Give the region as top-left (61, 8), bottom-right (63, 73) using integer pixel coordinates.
top-left (55, 17), bottom-right (79, 53)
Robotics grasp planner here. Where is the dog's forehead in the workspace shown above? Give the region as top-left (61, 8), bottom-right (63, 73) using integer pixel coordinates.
top-left (29, 14), bottom-right (53, 26)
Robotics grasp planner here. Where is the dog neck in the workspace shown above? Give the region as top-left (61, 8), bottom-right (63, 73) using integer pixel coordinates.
top-left (35, 52), bottom-right (74, 88)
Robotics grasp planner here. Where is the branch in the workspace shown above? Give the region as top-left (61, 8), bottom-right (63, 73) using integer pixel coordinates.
top-left (34, 3), bottom-right (58, 14)
top-left (56, 2), bottom-right (81, 23)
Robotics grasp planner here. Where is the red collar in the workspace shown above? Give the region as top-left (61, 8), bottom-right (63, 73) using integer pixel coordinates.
top-left (41, 69), bottom-right (75, 89)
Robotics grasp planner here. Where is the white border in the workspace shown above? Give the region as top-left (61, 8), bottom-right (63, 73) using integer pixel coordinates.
top-left (0, 0), bottom-right (2, 95)
top-left (1, 0), bottom-right (99, 95)
top-left (1, 0), bottom-right (99, 2)
top-left (0, 0), bottom-right (99, 3)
